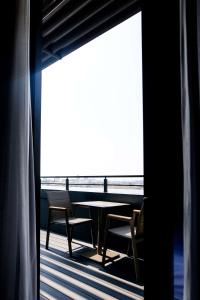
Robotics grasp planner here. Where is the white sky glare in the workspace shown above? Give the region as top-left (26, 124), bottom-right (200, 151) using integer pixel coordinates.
top-left (41, 12), bottom-right (143, 176)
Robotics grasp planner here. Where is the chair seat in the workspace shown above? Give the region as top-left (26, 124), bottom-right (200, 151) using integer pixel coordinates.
top-left (69, 217), bottom-right (92, 225)
top-left (108, 225), bottom-right (135, 239)
top-left (52, 217), bottom-right (92, 226)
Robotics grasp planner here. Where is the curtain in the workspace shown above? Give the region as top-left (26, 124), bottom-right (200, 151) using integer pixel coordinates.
top-left (0, 0), bottom-right (38, 299)
top-left (142, 0), bottom-right (183, 298)
top-left (180, 0), bottom-right (200, 299)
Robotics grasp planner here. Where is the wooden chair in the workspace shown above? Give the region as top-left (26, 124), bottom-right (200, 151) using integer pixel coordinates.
top-left (45, 190), bottom-right (95, 257)
top-left (102, 202), bottom-right (144, 282)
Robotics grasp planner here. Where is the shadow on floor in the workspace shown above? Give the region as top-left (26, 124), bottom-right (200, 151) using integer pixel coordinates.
top-left (40, 230), bottom-right (144, 300)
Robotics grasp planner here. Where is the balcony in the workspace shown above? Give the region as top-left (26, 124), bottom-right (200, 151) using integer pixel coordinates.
top-left (40, 175), bottom-right (144, 299)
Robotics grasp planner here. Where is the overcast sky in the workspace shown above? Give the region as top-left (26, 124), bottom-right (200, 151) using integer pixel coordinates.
top-left (41, 12), bottom-right (143, 176)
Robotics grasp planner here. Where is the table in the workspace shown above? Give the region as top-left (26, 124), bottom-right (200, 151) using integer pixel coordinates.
top-left (72, 200), bottom-right (130, 263)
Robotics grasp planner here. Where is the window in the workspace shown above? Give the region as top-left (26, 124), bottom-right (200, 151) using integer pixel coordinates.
top-left (41, 12), bottom-right (143, 193)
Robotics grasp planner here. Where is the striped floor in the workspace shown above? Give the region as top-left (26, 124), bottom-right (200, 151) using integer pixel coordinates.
top-left (40, 230), bottom-right (144, 300)
top-left (174, 232), bottom-right (183, 300)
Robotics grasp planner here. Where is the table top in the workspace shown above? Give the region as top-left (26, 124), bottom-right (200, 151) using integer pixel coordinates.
top-left (72, 200), bottom-right (130, 208)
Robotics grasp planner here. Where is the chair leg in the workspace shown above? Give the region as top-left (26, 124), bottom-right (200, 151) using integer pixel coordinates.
top-left (66, 223), bottom-right (72, 257)
top-left (70, 227), bottom-right (74, 246)
top-left (90, 220), bottom-right (96, 248)
top-left (46, 210), bottom-right (51, 250)
top-left (127, 240), bottom-right (131, 256)
top-left (131, 238), bottom-right (140, 282)
top-left (102, 219), bottom-right (109, 266)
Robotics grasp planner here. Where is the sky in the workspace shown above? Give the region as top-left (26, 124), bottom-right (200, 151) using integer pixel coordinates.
top-left (41, 12), bottom-right (143, 176)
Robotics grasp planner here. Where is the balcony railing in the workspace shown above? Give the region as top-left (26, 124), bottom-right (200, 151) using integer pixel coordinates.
top-left (40, 175), bottom-right (144, 195)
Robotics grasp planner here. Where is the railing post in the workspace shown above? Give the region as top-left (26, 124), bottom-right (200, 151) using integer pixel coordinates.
top-left (65, 177), bottom-right (69, 190)
top-left (104, 177), bottom-right (107, 193)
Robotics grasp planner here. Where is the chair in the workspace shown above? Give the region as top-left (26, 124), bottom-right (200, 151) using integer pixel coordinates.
top-left (45, 190), bottom-right (95, 257)
top-left (102, 202), bottom-right (144, 282)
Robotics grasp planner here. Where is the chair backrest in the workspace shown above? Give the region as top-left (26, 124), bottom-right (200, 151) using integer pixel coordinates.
top-left (46, 190), bottom-right (72, 217)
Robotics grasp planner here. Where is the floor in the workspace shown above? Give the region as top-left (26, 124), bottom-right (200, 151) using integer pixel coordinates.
top-left (40, 230), bottom-right (144, 300)
top-left (174, 231), bottom-right (184, 300)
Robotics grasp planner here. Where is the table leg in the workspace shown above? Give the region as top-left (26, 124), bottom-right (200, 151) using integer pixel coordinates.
top-left (97, 208), bottom-right (103, 254)
top-left (80, 207), bottom-right (120, 263)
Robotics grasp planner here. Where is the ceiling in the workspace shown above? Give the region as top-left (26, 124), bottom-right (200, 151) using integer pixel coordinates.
top-left (42, 0), bottom-right (141, 69)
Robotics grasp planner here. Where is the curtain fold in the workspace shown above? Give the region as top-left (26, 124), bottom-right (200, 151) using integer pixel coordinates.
top-left (0, 0), bottom-right (37, 299)
top-left (180, 0), bottom-right (200, 299)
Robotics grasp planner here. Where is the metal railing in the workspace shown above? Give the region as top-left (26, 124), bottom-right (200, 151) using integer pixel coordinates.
top-left (40, 175), bottom-right (144, 194)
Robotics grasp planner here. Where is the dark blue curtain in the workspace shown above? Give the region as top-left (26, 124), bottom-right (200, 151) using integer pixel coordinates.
top-left (143, 0), bottom-right (200, 299)
top-left (180, 0), bottom-right (200, 299)
top-left (0, 1), bottom-right (41, 299)
top-left (143, 1), bottom-right (183, 299)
